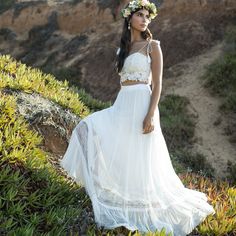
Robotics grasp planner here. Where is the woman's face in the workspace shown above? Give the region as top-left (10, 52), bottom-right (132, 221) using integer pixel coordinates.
top-left (130, 9), bottom-right (151, 32)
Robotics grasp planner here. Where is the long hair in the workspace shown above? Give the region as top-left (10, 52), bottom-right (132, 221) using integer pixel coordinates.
top-left (115, 5), bottom-right (153, 74)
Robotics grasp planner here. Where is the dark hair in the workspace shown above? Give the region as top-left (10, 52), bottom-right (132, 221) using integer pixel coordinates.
top-left (115, 5), bottom-right (153, 74)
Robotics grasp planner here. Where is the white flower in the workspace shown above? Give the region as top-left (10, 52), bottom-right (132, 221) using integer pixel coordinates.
top-left (123, 8), bottom-right (131, 17)
top-left (141, 0), bottom-right (149, 6)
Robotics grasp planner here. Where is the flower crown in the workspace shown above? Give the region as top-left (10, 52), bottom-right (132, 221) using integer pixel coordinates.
top-left (121, 0), bottom-right (158, 20)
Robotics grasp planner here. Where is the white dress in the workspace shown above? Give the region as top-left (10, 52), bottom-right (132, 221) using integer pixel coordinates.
top-left (60, 39), bottom-right (216, 236)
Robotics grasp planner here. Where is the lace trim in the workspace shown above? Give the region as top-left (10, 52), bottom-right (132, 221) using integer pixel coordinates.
top-left (97, 187), bottom-right (162, 209)
top-left (93, 176), bottom-right (162, 209)
top-left (119, 71), bottom-right (151, 84)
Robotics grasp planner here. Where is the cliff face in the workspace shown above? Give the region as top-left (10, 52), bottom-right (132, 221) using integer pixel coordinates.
top-left (0, 0), bottom-right (235, 101)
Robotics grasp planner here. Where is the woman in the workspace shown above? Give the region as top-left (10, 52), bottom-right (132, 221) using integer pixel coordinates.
top-left (60, 0), bottom-right (216, 235)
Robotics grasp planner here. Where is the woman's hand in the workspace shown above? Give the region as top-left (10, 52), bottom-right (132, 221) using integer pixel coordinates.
top-left (142, 113), bottom-right (154, 134)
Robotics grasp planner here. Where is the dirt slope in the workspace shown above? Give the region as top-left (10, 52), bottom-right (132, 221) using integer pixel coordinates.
top-left (162, 42), bottom-right (236, 179)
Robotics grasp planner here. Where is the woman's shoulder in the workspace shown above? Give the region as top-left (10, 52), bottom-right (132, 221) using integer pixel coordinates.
top-left (116, 39), bottom-right (160, 55)
top-left (148, 39), bottom-right (161, 54)
top-left (149, 38), bottom-right (160, 46)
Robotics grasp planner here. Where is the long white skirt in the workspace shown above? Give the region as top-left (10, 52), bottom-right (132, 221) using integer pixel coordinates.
top-left (60, 83), bottom-right (215, 236)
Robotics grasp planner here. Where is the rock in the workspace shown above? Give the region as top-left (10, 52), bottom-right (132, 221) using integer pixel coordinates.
top-left (5, 89), bottom-right (81, 156)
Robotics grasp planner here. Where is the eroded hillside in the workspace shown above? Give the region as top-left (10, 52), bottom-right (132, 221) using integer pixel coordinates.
top-left (0, 0), bottom-right (235, 101)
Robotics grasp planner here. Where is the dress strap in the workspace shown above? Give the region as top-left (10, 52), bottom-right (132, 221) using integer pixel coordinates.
top-left (137, 41), bottom-right (149, 53)
top-left (146, 39), bottom-right (161, 63)
top-left (147, 40), bottom-right (152, 63)
top-left (116, 40), bottom-right (153, 56)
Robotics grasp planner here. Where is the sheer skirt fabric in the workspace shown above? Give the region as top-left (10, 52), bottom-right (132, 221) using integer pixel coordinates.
top-left (60, 84), bottom-right (215, 236)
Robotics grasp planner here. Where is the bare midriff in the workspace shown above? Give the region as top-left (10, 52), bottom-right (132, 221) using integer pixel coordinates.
top-left (121, 80), bottom-right (149, 86)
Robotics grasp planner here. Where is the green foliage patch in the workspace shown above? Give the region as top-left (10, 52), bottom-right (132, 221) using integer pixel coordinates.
top-left (159, 94), bottom-right (195, 150)
top-left (0, 54), bottom-right (111, 114)
top-left (158, 94), bottom-right (211, 175)
top-left (0, 0), bottom-right (15, 14)
top-left (200, 24), bottom-right (236, 112)
top-left (0, 54), bottom-right (91, 118)
top-left (0, 92), bottom-right (88, 235)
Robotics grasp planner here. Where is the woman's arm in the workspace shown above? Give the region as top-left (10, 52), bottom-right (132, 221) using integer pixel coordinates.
top-left (142, 40), bottom-right (163, 134)
top-left (147, 40), bottom-right (163, 116)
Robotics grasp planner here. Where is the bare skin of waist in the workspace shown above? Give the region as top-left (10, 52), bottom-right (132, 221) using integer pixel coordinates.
top-left (120, 80), bottom-right (149, 86)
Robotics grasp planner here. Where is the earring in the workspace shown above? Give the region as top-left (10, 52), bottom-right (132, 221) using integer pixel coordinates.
top-left (128, 22), bottom-right (131, 30)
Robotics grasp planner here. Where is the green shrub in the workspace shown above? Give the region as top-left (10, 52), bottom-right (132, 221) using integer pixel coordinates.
top-left (159, 94), bottom-right (195, 150)
top-left (73, 86), bottom-right (112, 112)
top-left (0, 0), bottom-right (15, 14)
top-left (173, 149), bottom-right (215, 178)
top-left (159, 94), bottom-right (215, 176)
top-left (227, 160), bottom-right (236, 186)
top-left (200, 25), bottom-right (236, 112)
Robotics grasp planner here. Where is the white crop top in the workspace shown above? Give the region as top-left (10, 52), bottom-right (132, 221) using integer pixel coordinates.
top-left (116, 39), bottom-right (160, 85)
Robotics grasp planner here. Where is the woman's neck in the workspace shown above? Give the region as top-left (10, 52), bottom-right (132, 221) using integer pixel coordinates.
top-left (130, 32), bottom-right (147, 43)
top-left (131, 38), bottom-right (148, 44)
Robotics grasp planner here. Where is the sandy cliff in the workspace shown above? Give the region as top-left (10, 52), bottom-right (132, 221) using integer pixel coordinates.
top-left (0, 0), bottom-right (235, 101)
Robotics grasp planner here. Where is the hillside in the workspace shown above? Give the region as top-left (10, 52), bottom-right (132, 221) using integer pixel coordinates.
top-left (0, 52), bottom-right (236, 236)
top-left (0, 0), bottom-right (235, 101)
